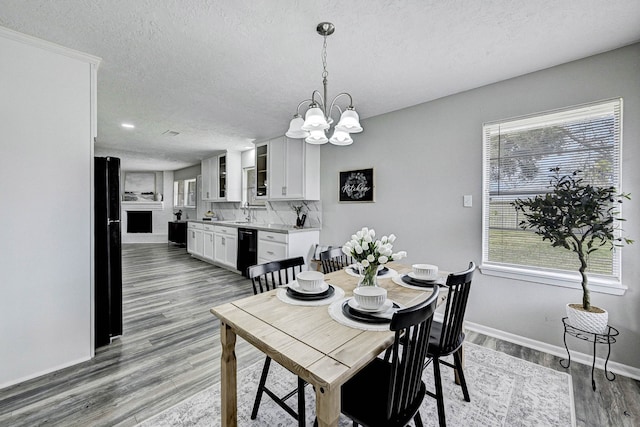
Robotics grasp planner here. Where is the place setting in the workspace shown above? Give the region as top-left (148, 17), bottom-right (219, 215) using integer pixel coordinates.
top-left (276, 270), bottom-right (344, 306)
top-left (329, 286), bottom-right (404, 331)
top-left (392, 263), bottom-right (445, 290)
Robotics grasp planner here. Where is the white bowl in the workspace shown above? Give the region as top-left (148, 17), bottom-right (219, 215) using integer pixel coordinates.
top-left (353, 286), bottom-right (388, 310)
top-left (296, 270), bottom-right (325, 291)
top-left (412, 264), bottom-right (438, 280)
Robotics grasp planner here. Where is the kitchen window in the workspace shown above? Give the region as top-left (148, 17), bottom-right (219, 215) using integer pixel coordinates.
top-left (481, 98), bottom-right (624, 295)
top-left (173, 178), bottom-right (196, 208)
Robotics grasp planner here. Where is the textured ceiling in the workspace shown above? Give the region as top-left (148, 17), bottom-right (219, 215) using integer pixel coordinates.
top-left (1, 1), bottom-right (639, 171)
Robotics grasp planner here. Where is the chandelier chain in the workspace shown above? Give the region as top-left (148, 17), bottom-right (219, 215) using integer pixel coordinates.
top-left (322, 35), bottom-right (328, 81)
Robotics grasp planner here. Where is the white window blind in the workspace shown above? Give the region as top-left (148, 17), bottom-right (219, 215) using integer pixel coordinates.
top-left (482, 98), bottom-right (622, 282)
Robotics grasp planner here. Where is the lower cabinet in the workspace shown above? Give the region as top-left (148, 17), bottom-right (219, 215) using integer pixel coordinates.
top-left (187, 222), bottom-right (204, 257)
top-left (188, 222), bottom-right (319, 273)
top-left (258, 229), bottom-right (319, 267)
top-left (202, 224), bottom-right (215, 261)
top-left (214, 225), bottom-right (238, 269)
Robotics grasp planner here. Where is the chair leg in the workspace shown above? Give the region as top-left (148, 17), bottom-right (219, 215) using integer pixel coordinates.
top-left (297, 377), bottom-right (306, 427)
top-left (414, 411), bottom-right (424, 427)
top-left (453, 350), bottom-right (470, 402)
top-left (432, 358), bottom-right (447, 427)
top-left (251, 356), bottom-right (272, 419)
top-left (383, 346), bottom-right (391, 362)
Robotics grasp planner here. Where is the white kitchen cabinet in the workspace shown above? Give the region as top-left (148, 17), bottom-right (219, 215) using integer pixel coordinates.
top-left (202, 224), bottom-right (215, 261)
top-left (214, 225), bottom-right (238, 269)
top-left (256, 137), bottom-right (320, 201)
top-left (187, 222), bottom-right (204, 257)
top-left (202, 151), bottom-right (242, 202)
top-left (201, 156), bottom-right (216, 201)
top-left (255, 142), bottom-right (268, 200)
top-left (257, 229), bottom-right (319, 266)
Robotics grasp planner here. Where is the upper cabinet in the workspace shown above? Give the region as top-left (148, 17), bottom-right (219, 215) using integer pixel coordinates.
top-left (256, 137), bottom-right (320, 201)
top-left (201, 156), bottom-right (215, 201)
top-left (255, 143), bottom-right (268, 199)
top-left (202, 150), bottom-right (241, 202)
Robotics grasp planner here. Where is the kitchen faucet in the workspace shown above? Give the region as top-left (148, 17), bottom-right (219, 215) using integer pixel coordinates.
top-left (242, 204), bottom-right (253, 223)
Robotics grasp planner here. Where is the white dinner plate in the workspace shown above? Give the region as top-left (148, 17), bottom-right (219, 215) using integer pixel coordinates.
top-left (288, 280), bottom-right (329, 294)
top-left (408, 272), bottom-right (439, 282)
top-left (347, 297), bottom-right (393, 313)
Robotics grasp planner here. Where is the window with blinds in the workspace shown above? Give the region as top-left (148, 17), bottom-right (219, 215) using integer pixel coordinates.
top-left (482, 98), bottom-right (622, 281)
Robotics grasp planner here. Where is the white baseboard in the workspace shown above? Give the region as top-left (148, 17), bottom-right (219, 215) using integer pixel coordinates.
top-left (0, 355), bottom-right (91, 390)
top-left (465, 321), bottom-right (640, 381)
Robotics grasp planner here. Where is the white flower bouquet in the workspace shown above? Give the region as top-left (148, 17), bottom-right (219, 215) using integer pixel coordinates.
top-left (342, 227), bottom-right (407, 286)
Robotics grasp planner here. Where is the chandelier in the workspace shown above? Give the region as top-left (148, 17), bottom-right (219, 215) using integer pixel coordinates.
top-left (285, 22), bottom-right (363, 146)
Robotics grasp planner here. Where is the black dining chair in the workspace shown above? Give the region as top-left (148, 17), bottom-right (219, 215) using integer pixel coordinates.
top-left (248, 257), bottom-right (308, 426)
top-left (319, 247), bottom-right (353, 274)
top-left (424, 261), bottom-right (476, 427)
top-left (341, 286), bottom-right (441, 427)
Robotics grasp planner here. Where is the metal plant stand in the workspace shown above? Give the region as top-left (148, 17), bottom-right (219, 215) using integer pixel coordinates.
top-left (560, 317), bottom-right (619, 391)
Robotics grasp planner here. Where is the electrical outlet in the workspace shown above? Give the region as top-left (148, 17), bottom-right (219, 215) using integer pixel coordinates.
top-left (463, 195), bottom-right (472, 207)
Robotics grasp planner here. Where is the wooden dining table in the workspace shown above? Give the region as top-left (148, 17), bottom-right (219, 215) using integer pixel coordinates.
top-left (210, 262), bottom-right (446, 427)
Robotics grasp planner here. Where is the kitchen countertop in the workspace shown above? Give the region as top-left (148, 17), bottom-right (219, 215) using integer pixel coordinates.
top-left (185, 219), bottom-right (321, 234)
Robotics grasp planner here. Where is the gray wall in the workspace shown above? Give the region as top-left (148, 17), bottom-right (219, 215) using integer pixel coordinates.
top-left (173, 163), bottom-right (201, 220)
top-left (0, 28), bottom-right (98, 387)
top-left (319, 43), bottom-right (640, 370)
top-left (173, 163), bottom-right (201, 181)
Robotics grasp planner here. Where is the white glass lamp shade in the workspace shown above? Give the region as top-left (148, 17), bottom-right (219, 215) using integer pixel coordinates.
top-left (285, 116), bottom-right (310, 139)
top-left (305, 129), bottom-right (328, 144)
top-left (301, 107), bottom-right (330, 131)
top-left (329, 129), bottom-right (353, 145)
top-left (335, 109), bottom-right (363, 133)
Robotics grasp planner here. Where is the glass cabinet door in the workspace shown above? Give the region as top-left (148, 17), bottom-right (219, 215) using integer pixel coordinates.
top-left (218, 154), bottom-right (226, 198)
top-left (256, 144), bottom-right (268, 198)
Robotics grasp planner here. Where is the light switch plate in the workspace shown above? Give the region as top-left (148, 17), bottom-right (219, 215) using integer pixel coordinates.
top-left (463, 195), bottom-right (472, 207)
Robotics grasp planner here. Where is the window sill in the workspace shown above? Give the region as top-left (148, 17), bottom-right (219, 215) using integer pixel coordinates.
top-left (479, 263), bottom-right (627, 296)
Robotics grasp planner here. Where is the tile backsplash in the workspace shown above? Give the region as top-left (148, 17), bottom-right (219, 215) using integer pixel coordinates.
top-left (207, 200), bottom-right (322, 228)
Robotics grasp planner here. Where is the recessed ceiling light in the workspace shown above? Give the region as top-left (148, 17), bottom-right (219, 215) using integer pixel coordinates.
top-left (121, 123), bottom-right (135, 129)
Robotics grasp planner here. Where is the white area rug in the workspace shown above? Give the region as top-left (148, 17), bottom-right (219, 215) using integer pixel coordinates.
top-left (139, 343), bottom-right (575, 426)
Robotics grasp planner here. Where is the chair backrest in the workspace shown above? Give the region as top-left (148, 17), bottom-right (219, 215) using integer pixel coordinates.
top-left (437, 262), bottom-right (476, 354)
top-left (386, 287), bottom-right (440, 421)
top-left (319, 247), bottom-right (352, 274)
top-left (247, 257), bottom-right (305, 295)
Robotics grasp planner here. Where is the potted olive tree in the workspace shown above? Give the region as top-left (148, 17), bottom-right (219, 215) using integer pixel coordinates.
top-left (512, 168), bottom-right (632, 333)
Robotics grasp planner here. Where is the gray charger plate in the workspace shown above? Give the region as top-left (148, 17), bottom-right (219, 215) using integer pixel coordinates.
top-left (286, 284), bottom-right (335, 301)
top-left (341, 300), bottom-right (399, 324)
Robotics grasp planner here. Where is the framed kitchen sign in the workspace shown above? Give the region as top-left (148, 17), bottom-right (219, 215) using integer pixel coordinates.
top-left (339, 168), bottom-right (374, 202)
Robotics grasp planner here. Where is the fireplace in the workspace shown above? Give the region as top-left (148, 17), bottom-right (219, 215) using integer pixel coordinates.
top-left (127, 211), bottom-right (152, 233)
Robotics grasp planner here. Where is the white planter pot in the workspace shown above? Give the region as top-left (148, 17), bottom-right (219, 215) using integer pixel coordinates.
top-left (566, 303), bottom-right (608, 334)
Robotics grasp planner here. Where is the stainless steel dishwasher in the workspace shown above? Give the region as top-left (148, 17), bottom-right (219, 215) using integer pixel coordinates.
top-left (237, 228), bottom-right (257, 277)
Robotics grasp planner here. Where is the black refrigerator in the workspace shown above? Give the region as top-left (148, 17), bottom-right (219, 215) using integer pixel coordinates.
top-left (94, 157), bottom-right (123, 348)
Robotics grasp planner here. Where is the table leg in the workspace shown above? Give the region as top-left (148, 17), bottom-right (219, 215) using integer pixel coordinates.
top-left (220, 321), bottom-right (237, 427)
top-left (315, 384), bottom-right (340, 427)
top-left (604, 337), bottom-right (616, 382)
top-left (559, 328), bottom-right (571, 369)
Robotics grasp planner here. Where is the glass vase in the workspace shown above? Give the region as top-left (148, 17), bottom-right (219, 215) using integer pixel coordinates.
top-left (358, 263), bottom-right (379, 287)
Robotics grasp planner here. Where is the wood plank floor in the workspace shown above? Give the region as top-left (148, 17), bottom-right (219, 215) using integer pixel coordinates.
top-left (0, 243), bottom-right (638, 426)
